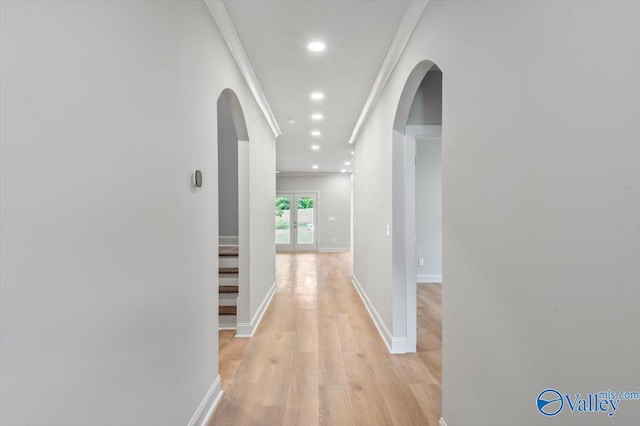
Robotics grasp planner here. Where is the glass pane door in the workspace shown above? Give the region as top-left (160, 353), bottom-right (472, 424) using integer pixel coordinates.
top-left (276, 193), bottom-right (317, 251)
top-left (295, 195), bottom-right (316, 250)
top-left (275, 195), bottom-right (293, 250)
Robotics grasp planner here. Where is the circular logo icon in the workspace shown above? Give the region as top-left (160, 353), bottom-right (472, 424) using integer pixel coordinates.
top-left (537, 389), bottom-right (563, 416)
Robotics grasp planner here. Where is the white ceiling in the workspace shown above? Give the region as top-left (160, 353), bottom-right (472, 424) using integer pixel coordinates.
top-left (223, 0), bottom-right (411, 173)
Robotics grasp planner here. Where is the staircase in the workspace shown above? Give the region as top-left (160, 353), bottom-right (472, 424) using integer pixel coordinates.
top-left (219, 245), bottom-right (239, 329)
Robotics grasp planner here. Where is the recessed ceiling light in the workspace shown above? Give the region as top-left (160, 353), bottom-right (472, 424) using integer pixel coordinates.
top-left (311, 130), bottom-right (321, 136)
top-left (344, 161), bottom-right (351, 166)
top-left (311, 113), bottom-right (323, 121)
top-left (312, 165), bottom-right (319, 169)
top-left (351, 151), bottom-right (355, 155)
top-left (311, 145), bottom-right (320, 151)
top-left (307, 41), bottom-right (326, 52)
top-left (341, 169), bottom-right (346, 173)
top-left (310, 92), bottom-right (324, 101)
top-left (287, 116), bottom-right (296, 124)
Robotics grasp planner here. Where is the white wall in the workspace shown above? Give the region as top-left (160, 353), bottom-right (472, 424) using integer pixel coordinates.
top-left (247, 119), bottom-right (276, 325)
top-left (0, 1), bottom-right (276, 425)
top-left (407, 69), bottom-right (442, 125)
top-left (415, 139), bottom-right (442, 281)
top-left (277, 174), bottom-right (352, 250)
top-left (353, 1), bottom-right (640, 425)
top-left (217, 96), bottom-right (239, 238)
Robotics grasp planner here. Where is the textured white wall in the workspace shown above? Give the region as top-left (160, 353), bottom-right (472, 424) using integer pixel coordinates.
top-left (353, 1), bottom-right (640, 425)
top-left (0, 1), bottom-right (275, 424)
top-left (277, 174), bottom-right (352, 250)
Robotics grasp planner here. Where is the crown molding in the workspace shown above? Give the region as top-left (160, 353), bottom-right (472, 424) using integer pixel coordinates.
top-left (347, 0), bottom-right (430, 145)
top-left (205, 0), bottom-right (282, 138)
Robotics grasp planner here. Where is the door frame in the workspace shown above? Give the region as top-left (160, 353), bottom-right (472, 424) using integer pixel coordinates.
top-left (276, 191), bottom-right (319, 252)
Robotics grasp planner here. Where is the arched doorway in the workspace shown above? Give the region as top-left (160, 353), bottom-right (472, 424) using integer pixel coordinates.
top-left (216, 89), bottom-right (250, 336)
top-left (392, 60), bottom-right (442, 354)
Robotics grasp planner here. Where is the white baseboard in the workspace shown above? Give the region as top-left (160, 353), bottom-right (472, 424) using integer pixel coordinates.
top-left (236, 281), bottom-right (277, 337)
top-left (219, 236), bottom-right (238, 246)
top-left (318, 247), bottom-right (352, 253)
top-left (417, 274), bottom-right (442, 283)
top-left (188, 375), bottom-right (223, 426)
top-left (351, 276), bottom-right (406, 354)
top-left (218, 326), bottom-right (236, 331)
top-left (439, 417), bottom-right (447, 426)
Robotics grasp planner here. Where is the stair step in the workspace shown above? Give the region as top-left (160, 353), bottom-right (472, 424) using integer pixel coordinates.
top-left (219, 267), bottom-right (239, 274)
top-left (219, 285), bottom-right (238, 293)
top-left (219, 246), bottom-right (239, 257)
top-left (219, 305), bottom-right (237, 315)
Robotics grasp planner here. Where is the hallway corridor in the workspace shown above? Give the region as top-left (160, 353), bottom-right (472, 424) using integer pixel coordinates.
top-left (213, 253), bottom-right (442, 426)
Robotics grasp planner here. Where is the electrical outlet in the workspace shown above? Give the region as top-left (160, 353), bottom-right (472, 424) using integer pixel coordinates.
top-left (332, 238), bottom-right (336, 242)
top-left (419, 258), bottom-right (424, 266)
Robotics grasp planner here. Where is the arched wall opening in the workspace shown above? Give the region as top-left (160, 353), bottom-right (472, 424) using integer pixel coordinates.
top-left (391, 60), bottom-right (442, 355)
top-left (216, 88), bottom-right (251, 337)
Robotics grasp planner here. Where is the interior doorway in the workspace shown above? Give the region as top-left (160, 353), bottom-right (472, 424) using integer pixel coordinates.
top-left (275, 192), bottom-right (318, 251)
top-left (392, 61), bottom-right (442, 353)
top-left (391, 58), bottom-right (444, 421)
top-left (216, 88), bottom-right (250, 335)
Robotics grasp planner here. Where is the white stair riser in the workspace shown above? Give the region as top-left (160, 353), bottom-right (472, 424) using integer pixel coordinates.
top-left (219, 315), bottom-right (236, 328)
top-left (219, 257), bottom-right (239, 269)
top-left (219, 275), bottom-right (238, 285)
top-left (219, 294), bottom-right (238, 306)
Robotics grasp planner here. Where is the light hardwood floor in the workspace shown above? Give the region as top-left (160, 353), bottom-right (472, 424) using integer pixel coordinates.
top-left (213, 252), bottom-right (442, 426)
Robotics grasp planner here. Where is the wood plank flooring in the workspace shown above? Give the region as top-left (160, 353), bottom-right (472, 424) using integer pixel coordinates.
top-left (213, 252), bottom-right (442, 426)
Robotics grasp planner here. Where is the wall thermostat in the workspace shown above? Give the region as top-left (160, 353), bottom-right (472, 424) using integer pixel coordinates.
top-left (194, 170), bottom-right (203, 188)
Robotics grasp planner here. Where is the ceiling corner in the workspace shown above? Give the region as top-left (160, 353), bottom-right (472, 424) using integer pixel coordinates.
top-left (204, 0), bottom-right (282, 138)
top-left (347, 0), bottom-right (430, 145)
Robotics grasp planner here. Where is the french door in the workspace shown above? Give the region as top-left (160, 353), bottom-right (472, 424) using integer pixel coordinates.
top-left (275, 193), bottom-right (317, 251)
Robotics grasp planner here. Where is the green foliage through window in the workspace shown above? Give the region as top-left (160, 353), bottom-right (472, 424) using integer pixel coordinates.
top-left (275, 197), bottom-right (290, 217)
top-left (297, 198), bottom-right (313, 209)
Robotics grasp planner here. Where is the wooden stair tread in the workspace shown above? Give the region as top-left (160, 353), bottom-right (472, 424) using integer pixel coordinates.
top-left (219, 285), bottom-right (238, 293)
top-left (219, 246), bottom-right (239, 257)
top-left (219, 267), bottom-right (239, 274)
top-left (219, 305), bottom-right (237, 315)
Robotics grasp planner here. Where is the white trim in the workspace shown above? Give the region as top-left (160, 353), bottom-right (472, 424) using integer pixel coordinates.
top-left (318, 248), bottom-right (352, 253)
top-left (204, 0), bottom-right (281, 138)
top-left (235, 281), bottom-right (277, 337)
top-left (347, 0), bottom-right (430, 145)
top-left (187, 375), bottom-right (223, 426)
top-left (406, 124), bottom-right (442, 141)
top-left (352, 276), bottom-right (406, 354)
top-left (218, 325), bottom-right (237, 331)
top-left (417, 274), bottom-right (442, 283)
top-left (439, 418), bottom-right (447, 426)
